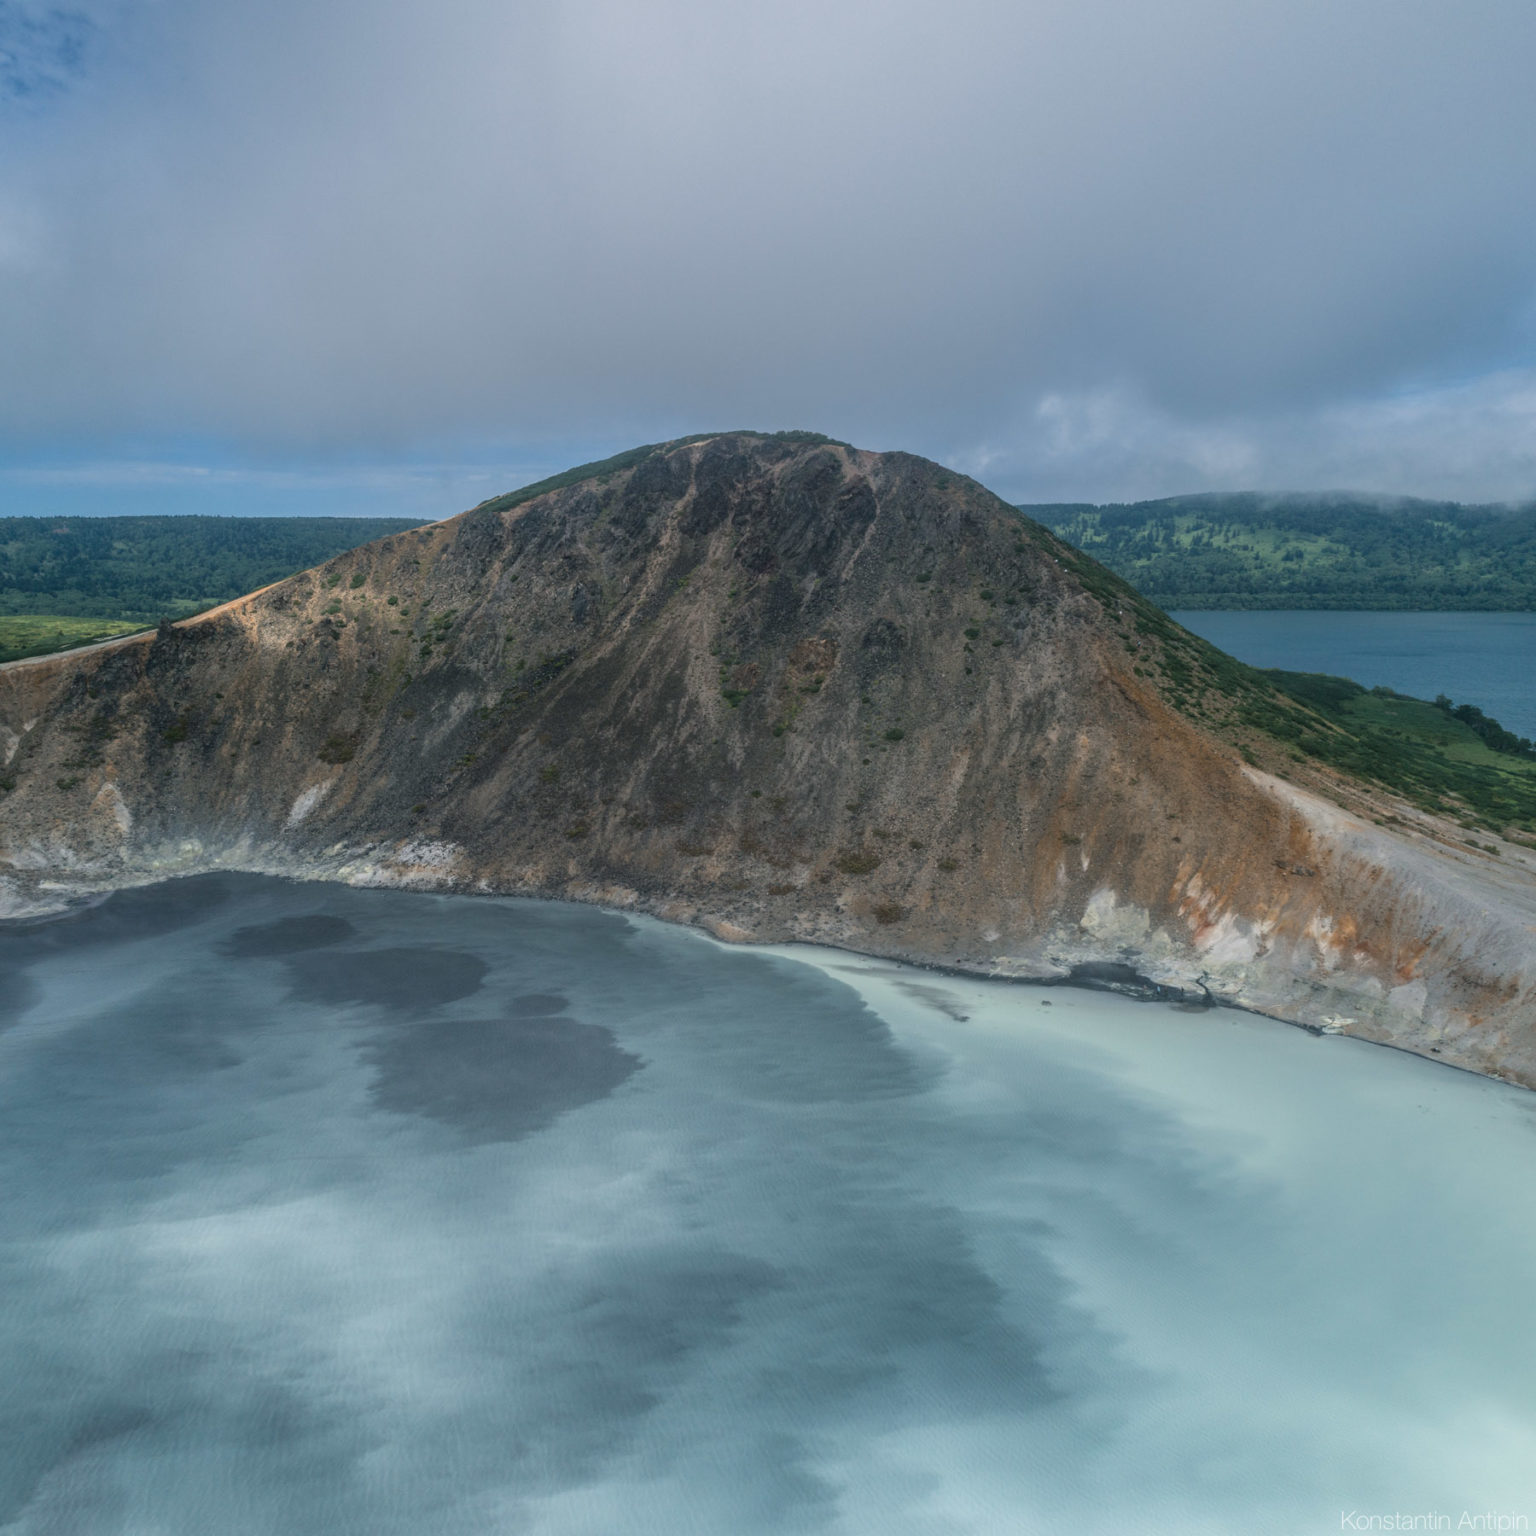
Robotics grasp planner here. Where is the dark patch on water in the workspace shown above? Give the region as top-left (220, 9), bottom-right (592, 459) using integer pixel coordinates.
top-left (0, 960), bottom-right (35, 1029)
top-left (366, 1011), bottom-right (642, 1141)
top-left (0, 1401), bottom-right (159, 1531)
top-left (463, 1247), bottom-right (788, 1490)
top-left (510, 992), bottom-right (568, 1016)
top-left (746, 1192), bottom-right (1067, 1420)
top-left (0, 876), bottom-right (237, 1020)
top-left (0, 1345), bottom-right (368, 1533)
top-left (0, 995), bottom-right (258, 1217)
top-left (64, 1404), bottom-right (156, 1454)
top-left (891, 978), bottom-right (971, 1020)
top-left (561, 1249), bottom-right (782, 1374)
top-left (285, 946), bottom-right (487, 1012)
top-left (0, 874), bottom-right (231, 956)
top-left (1065, 960), bottom-right (1209, 1005)
top-left (221, 914), bottom-right (357, 958)
top-left (45, 991), bottom-right (246, 1081)
top-left (666, 956), bottom-right (939, 1103)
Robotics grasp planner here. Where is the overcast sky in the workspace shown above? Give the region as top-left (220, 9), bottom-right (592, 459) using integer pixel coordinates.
top-left (2, 0), bottom-right (1535, 515)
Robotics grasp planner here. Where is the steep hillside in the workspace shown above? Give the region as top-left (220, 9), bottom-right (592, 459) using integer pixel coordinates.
top-left (1028, 491), bottom-right (1536, 609)
top-left (4, 434), bottom-right (1536, 1085)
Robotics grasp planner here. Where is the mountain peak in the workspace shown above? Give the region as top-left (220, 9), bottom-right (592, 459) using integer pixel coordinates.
top-left (4, 434), bottom-right (1536, 1087)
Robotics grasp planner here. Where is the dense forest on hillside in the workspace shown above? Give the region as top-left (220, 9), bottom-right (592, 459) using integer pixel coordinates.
top-left (0, 515), bottom-right (421, 662)
top-left (1025, 493), bottom-right (1536, 609)
top-left (0, 515), bottom-right (421, 622)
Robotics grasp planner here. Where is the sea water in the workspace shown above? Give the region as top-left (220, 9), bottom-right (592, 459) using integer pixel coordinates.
top-left (1171, 609), bottom-right (1536, 740)
top-left (1, 874), bottom-right (1533, 1535)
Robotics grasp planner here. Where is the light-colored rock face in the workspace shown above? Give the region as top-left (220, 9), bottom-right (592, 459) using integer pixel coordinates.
top-left (3, 433), bottom-right (1535, 1085)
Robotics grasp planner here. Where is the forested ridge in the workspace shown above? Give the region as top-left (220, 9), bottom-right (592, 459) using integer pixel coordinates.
top-left (1025, 492), bottom-right (1536, 609)
top-left (0, 515), bottom-right (422, 623)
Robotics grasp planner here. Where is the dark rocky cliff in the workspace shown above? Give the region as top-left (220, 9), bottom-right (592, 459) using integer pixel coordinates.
top-left (4, 433), bottom-right (1536, 1084)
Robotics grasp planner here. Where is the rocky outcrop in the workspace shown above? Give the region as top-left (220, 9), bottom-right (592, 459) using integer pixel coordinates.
top-left (3, 432), bottom-right (1535, 1084)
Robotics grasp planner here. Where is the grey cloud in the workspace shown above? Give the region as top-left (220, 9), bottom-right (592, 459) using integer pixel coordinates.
top-left (1, 0), bottom-right (1535, 495)
top-left (977, 369), bottom-right (1536, 504)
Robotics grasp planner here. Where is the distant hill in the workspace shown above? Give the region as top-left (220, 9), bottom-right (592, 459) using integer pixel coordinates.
top-left (0, 515), bottom-right (425, 627)
top-left (1024, 492), bottom-right (1536, 609)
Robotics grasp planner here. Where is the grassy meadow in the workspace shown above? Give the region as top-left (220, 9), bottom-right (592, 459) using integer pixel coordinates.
top-left (0, 615), bottom-right (148, 665)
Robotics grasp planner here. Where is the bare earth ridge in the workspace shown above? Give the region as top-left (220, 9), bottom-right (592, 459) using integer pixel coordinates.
top-left (3, 434), bottom-right (1535, 1085)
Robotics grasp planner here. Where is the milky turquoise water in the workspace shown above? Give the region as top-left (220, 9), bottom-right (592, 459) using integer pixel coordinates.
top-left (1172, 609), bottom-right (1536, 739)
top-left (2, 875), bottom-right (1534, 1534)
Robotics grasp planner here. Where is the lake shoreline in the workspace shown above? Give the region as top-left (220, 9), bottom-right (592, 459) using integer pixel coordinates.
top-left (1171, 609), bottom-right (1536, 740)
top-left (5, 863), bottom-right (1518, 1095)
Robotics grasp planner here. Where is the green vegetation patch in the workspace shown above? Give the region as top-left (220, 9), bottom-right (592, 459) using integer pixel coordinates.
top-left (0, 615), bottom-right (146, 665)
top-left (1249, 672), bottom-right (1536, 831)
top-left (1026, 492), bottom-right (1536, 610)
top-left (317, 733), bottom-right (358, 765)
top-left (1158, 617), bottom-right (1536, 832)
top-left (0, 515), bottom-right (420, 627)
top-left (835, 849), bottom-right (882, 876)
